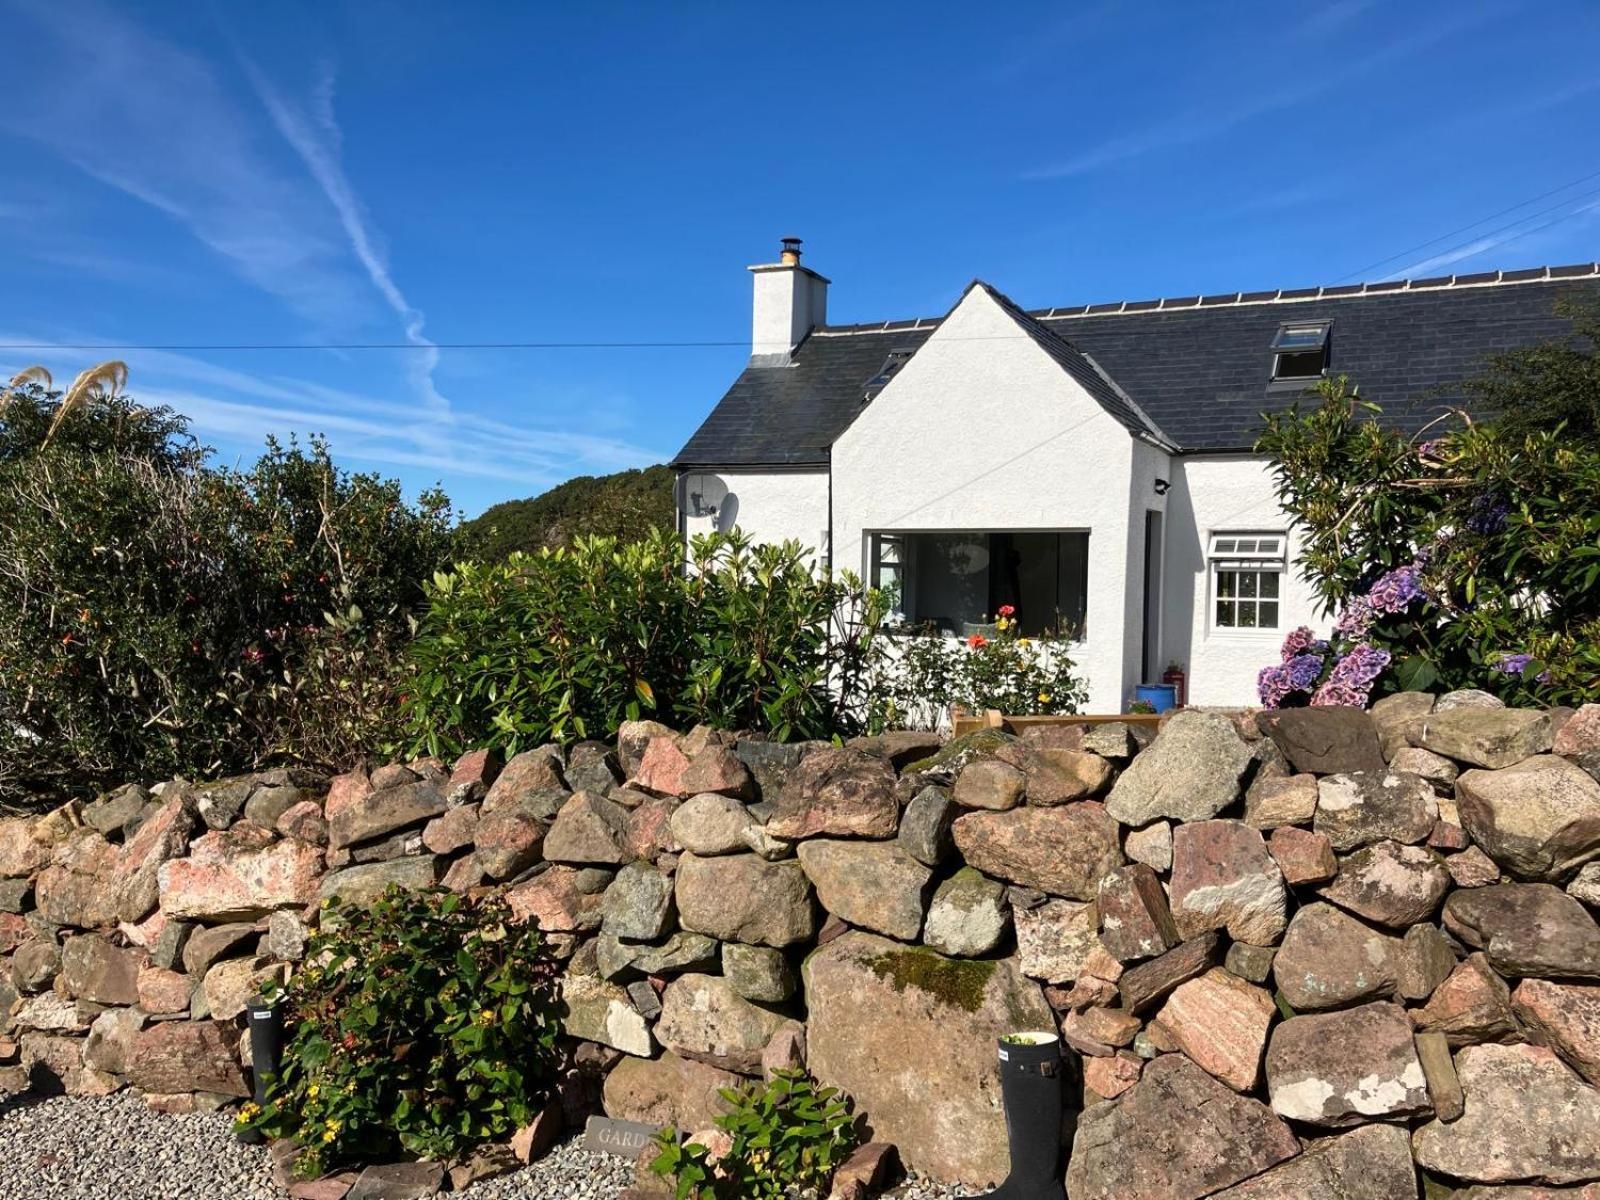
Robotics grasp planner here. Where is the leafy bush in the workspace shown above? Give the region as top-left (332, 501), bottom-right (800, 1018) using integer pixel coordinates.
top-left (0, 376), bottom-right (454, 800)
top-left (457, 464), bottom-right (676, 560)
top-left (649, 1070), bottom-right (858, 1200)
top-left (1257, 372), bottom-right (1600, 705)
top-left (403, 529), bottom-right (891, 754)
top-left (238, 888), bottom-right (562, 1176)
top-left (880, 608), bottom-right (1089, 726)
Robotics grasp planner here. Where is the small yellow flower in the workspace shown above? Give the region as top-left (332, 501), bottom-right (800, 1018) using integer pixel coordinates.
top-left (1018, 637), bottom-right (1031, 646)
top-left (307, 1084), bottom-right (320, 1099)
top-left (478, 1008), bottom-right (496, 1025)
top-left (238, 1102), bottom-right (261, 1120)
top-left (322, 1129), bottom-right (336, 1143)
top-left (1038, 692), bottom-right (1052, 704)
top-left (325, 1119), bottom-right (342, 1134)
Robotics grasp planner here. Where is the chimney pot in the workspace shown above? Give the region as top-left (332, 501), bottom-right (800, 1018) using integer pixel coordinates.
top-left (779, 237), bottom-right (803, 266)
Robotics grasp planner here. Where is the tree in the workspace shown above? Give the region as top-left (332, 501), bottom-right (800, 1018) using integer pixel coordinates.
top-left (457, 465), bottom-right (675, 560)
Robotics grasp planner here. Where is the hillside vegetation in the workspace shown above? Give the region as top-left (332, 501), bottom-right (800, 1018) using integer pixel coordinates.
top-left (458, 464), bottom-right (675, 559)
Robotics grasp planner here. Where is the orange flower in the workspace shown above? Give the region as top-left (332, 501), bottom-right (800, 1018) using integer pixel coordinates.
top-left (967, 634), bottom-right (988, 649)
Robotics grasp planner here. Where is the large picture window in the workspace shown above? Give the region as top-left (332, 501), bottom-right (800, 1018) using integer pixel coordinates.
top-left (868, 530), bottom-right (1088, 639)
top-left (1209, 532), bottom-right (1285, 631)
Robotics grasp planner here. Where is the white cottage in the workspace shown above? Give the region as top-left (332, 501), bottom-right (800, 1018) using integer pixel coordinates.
top-left (673, 240), bottom-right (1600, 711)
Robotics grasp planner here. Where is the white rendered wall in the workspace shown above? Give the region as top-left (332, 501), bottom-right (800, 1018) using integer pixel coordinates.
top-left (679, 469), bottom-right (830, 564)
top-left (1162, 455), bottom-right (1328, 707)
top-left (830, 285), bottom-right (1152, 714)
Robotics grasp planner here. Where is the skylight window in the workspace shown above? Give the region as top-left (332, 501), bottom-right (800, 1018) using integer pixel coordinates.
top-left (1270, 322), bottom-right (1331, 381)
top-left (863, 349), bottom-right (913, 401)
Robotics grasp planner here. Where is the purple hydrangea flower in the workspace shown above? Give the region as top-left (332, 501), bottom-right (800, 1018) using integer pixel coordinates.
top-left (1367, 565), bottom-right (1424, 615)
top-left (1418, 438), bottom-right (1450, 462)
top-left (1311, 680), bottom-right (1367, 708)
top-left (1334, 596), bottom-right (1375, 639)
top-left (1466, 493), bottom-right (1510, 535)
top-left (1280, 626), bottom-right (1318, 662)
top-left (1285, 653), bottom-right (1324, 691)
top-left (1309, 644), bottom-right (1391, 708)
top-left (1257, 663), bottom-right (1292, 709)
top-left (1494, 652), bottom-right (1551, 683)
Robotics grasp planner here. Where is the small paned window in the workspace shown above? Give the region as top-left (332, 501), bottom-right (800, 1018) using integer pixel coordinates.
top-left (1209, 531), bottom-right (1287, 631)
top-left (1270, 322), bottom-right (1331, 380)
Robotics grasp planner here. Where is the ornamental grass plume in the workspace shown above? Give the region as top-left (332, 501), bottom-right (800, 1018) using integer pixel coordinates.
top-left (43, 361), bottom-right (128, 445)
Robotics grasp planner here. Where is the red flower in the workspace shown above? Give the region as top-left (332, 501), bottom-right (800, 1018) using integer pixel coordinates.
top-left (967, 634), bottom-right (988, 649)
top-left (996, 604), bottom-right (1016, 617)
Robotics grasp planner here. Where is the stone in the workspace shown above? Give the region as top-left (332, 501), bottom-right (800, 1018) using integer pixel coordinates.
top-left (59, 934), bottom-right (142, 1005)
top-left (1412, 1043), bottom-right (1600, 1187)
top-left (765, 747), bottom-right (898, 840)
top-left (327, 780), bottom-right (445, 850)
top-left (903, 728), bottom-right (1016, 776)
top-left (561, 971), bottom-right (655, 1057)
top-left (1080, 721), bottom-right (1134, 758)
top-left (1065, 1005), bottom-right (1142, 1051)
top-left (275, 801), bottom-right (329, 846)
top-left (1314, 770), bottom-right (1437, 851)
top-left (1243, 774), bottom-right (1319, 830)
top-left (1096, 864), bottom-right (1180, 961)
top-left (1392, 746), bottom-right (1460, 790)
top-left (1273, 903), bottom-right (1402, 1011)
top-left (675, 853), bottom-right (816, 948)
top-left (1168, 820), bottom-right (1287, 947)
top-left (346, 1162), bottom-right (446, 1200)
top-left (13, 994), bottom-right (95, 1033)
top-left (629, 736), bottom-right (693, 797)
top-left (1225, 942), bottom-right (1277, 985)
top-left (1260, 705), bottom-right (1386, 775)
top-left (1397, 923), bottom-right (1459, 1001)
top-left (543, 792), bottom-right (631, 865)
top-left (1084, 1053), bottom-right (1143, 1100)
top-left (0, 819), bottom-right (51, 878)
top-left (1207, 1122), bottom-right (1418, 1200)
top-left (1572, 861), bottom-right (1600, 905)
top-left (830, 1142), bottom-right (899, 1200)
top-left (242, 785), bottom-right (303, 830)
top-left (1124, 821), bottom-right (1172, 872)
top-left (1105, 710), bottom-right (1254, 824)
top-left (447, 1144), bottom-right (519, 1190)
top-left (623, 933), bottom-right (719, 979)
top-left (203, 956), bottom-right (280, 1021)
top-left (484, 749), bottom-right (566, 812)
top-left (721, 942), bottom-right (796, 1003)
top-left (1267, 1000), bottom-right (1430, 1125)
top-left (898, 785), bottom-right (956, 866)
top-left (420, 804), bottom-right (479, 856)
top-left (1456, 756), bottom-right (1600, 881)
top-left (0, 877), bottom-right (32, 913)
top-left (622, 795), bottom-right (681, 862)
top-left (182, 922), bottom-right (258, 975)
top-left (505, 866), bottom-right (605, 932)
top-left (83, 1005), bottom-right (145, 1076)
top-left (1415, 1029), bottom-right (1464, 1122)
top-left (1512, 979), bottom-right (1600, 1088)
top-left (1436, 688), bottom-right (1505, 711)
top-left (679, 744), bottom-right (755, 800)
top-left (1318, 840), bottom-right (1452, 927)
top-left (319, 855), bottom-right (439, 909)
top-left (1014, 898), bottom-right (1099, 983)
top-left (472, 807), bottom-right (545, 880)
top-left (656, 973), bottom-right (786, 1074)
top-left (1371, 689), bottom-right (1438, 758)
top-left (84, 784), bottom-right (149, 838)
top-left (122, 1020), bottom-right (248, 1096)
top-left (1118, 931), bottom-right (1224, 1014)
top-left (113, 791), bottom-right (199, 923)
top-left (729, 739), bottom-right (800, 801)
top-left (193, 777), bottom-right (253, 831)
top-left (136, 965), bottom-right (193, 1014)
top-left (1450, 845), bottom-right (1504, 888)
top-left (951, 803), bottom-right (1122, 900)
top-left (602, 1051), bottom-right (740, 1130)
top-left (602, 862), bottom-right (675, 941)
top-left (1007, 746), bottom-right (1112, 805)
top-left (952, 759), bottom-right (1026, 811)
top-left (1066, 1053), bottom-right (1300, 1200)
top-left (797, 840), bottom-right (931, 941)
top-left (1411, 954), bottom-right (1518, 1047)
top-left (922, 868), bottom-right (1009, 958)
top-left (804, 932), bottom-right (1053, 1185)
top-left (508, 1101), bottom-right (564, 1165)
top-left (668, 793), bottom-right (763, 857)
top-left (1444, 883), bottom-right (1600, 979)
top-left (448, 747), bottom-right (502, 800)
top-left (1266, 825), bottom-right (1337, 885)
top-left (1420, 707), bottom-right (1554, 769)
top-left (1156, 968), bottom-right (1275, 1092)
top-left (9, 940), bottom-right (58, 993)
top-left (158, 829), bottom-right (323, 922)
top-left (264, 909), bottom-right (309, 962)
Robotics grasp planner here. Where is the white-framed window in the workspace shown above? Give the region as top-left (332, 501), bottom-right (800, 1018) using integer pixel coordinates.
top-left (1209, 532), bottom-right (1286, 631)
top-left (870, 533), bottom-right (905, 617)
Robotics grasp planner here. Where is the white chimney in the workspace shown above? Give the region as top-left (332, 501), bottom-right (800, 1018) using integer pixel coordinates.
top-left (748, 237), bottom-right (829, 366)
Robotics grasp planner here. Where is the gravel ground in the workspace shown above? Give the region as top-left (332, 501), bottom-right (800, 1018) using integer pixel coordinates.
top-left (0, 1093), bottom-right (969, 1200)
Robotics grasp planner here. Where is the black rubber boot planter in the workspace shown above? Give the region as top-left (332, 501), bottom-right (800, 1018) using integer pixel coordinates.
top-left (237, 995), bottom-right (285, 1146)
top-left (962, 1031), bottom-right (1064, 1200)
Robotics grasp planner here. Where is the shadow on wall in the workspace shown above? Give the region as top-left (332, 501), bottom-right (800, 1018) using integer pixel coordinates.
top-left (1161, 469), bottom-right (1200, 677)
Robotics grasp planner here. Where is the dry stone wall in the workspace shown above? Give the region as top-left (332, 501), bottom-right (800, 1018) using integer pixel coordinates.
top-left (4, 695), bottom-right (1600, 1199)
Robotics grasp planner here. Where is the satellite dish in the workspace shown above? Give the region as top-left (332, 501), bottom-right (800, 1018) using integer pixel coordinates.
top-left (678, 472), bottom-right (729, 520)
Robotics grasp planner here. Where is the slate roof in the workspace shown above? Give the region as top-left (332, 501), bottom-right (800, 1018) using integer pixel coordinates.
top-left (671, 264), bottom-right (1600, 467)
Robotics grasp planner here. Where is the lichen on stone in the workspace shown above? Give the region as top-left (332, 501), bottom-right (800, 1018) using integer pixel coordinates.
top-left (903, 729), bottom-right (1016, 776)
top-left (864, 945), bottom-right (996, 1014)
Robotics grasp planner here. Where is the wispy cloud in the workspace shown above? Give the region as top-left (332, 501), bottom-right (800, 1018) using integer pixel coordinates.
top-left (1021, 7), bottom-right (1504, 181)
top-left (1384, 197), bottom-right (1600, 280)
top-left (241, 58), bottom-right (452, 423)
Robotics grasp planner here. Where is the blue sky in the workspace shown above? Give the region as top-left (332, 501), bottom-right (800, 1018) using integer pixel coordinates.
top-left (2, 0), bottom-right (1597, 515)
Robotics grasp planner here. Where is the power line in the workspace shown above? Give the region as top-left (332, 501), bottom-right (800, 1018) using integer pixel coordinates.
top-left (0, 339), bottom-right (754, 352)
top-left (1331, 167), bottom-right (1600, 283)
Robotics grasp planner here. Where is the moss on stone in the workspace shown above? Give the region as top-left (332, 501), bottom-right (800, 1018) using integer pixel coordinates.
top-left (903, 729), bottom-right (1017, 775)
top-left (865, 945), bottom-right (996, 1014)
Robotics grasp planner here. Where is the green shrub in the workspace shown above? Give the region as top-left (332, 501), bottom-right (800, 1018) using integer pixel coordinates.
top-left (238, 888), bottom-right (562, 1176)
top-left (457, 464), bottom-right (676, 559)
top-left (1257, 372), bottom-right (1600, 705)
top-left (0, 379), bottom-right (453, 800)
top-left (648, 1070), bottom-right (858, 1200)
top-left (881, 614), bottom-right (1089, 725)
top-left (402, 529), bottom-right (892, 754)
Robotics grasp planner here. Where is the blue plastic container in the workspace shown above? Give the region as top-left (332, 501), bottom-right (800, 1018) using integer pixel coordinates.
top-left (1134, 683), bottom-right (1178, 713)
